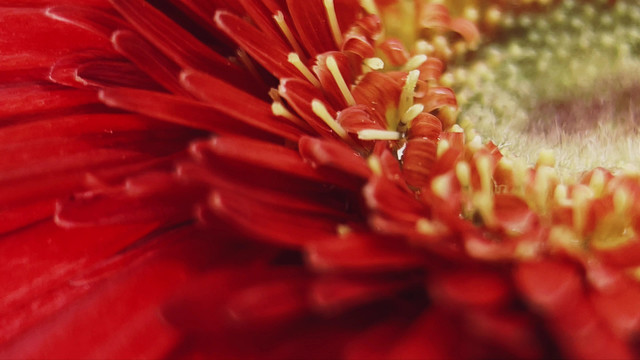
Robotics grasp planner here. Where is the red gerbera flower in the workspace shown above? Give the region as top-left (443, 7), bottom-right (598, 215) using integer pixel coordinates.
top-left (1, 0), bottom-right (640, 359)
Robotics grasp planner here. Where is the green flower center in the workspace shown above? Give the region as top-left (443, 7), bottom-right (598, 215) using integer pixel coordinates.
top-left (449, 0), bottom-right (640, 174)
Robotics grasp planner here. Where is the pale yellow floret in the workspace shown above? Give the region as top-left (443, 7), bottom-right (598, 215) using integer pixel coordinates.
top-left (367, 155), bottom-right (382, 176)
top-left (311, 99), bottom-right (348, 139)
top-left (455, 161), bottom-right (471, 188)
top-left (323, 0), bottom-right (343, 48)
top-left (571, 184), bottom-right (593, 235)
top-left (588, 169), bottom-right (606, 197)
top-left (271, 102), bottom-right (309, 129)
top-left (436, 139), bottom-right (450, 159)
top-left (476, 156), bottom-right (493, 195)
top-left (358, 0), bottom-right (379, 16)
top-left (363, 57), bottom-right (384, 71)
top-left (326, 55), bottom-right (356, 106)
top-left (287, 53), bottom-right (321, 87)
top-left (415, 218), bottom-right (447, 237)
top-left (398, 70), bottom-right (420, 123)
top-left (400, 103), bottom-right (424, 126)
top-left (357, 129), bottom-right (402, 140)
top-left (336, 224), bottom-right (351, 236)
top-left (274, 12), bottom-right (305, 58)
top-left (431, 174), bottom-right (452, 198)
top-left (537, 148), bottom-right (555, 168)
top-left (533, 166), bottom-right (556, 213)
top-left (401, 54), bottom-right (427, 71)
top-left (613, 187), bottom-right (631, 216)
top-left (472, 192), bottom-right (496, 227)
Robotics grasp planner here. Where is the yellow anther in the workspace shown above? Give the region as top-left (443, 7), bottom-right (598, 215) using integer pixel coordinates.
top-left (468, 134), bottom-right (483, 152)
top-left (485, 6), bottom-right (502, 26)
top-left (311, 99), bottom-right (348, 139)
top-left (358, 0), bottom-right (379, 16)
top-left (363, 57), bottom-right (384, 71)
top-left (400, 103), bottom-right (424, 126)
top-left (402, 54), bottom-right (427, 71)
top-left (549, 225), bottom-right (583, 255)
top-left (572, 184), bottom-right (593, 235)
top-left (398, 70), bottom-right (420, 122)
top-left (336, 224), bottom-right (351, 236)
top-left (476, 156), bottom-right (493, 194)
top-left (450, 124), bottom-right (464, 133)
top-left (416, 218), bottom-right (447, 236)
top-left (440, 72), bottom-right (454, 87)
top-left (589, 169), bottom-right (606, 197)
top-left (414, 40), bottom-right (434, 55)
top-left (515, 241), bottom-right (541, 260)
top-left (553, 184), bottom-right (571, 206)
top-left (323, 0), bottom-right (343, 47)
top-left (463, 6), bottom-right (479, 23)
top-left (613, 187), bottom-right (631, 216)
top-left (537, 148), bottom-right (555, 167)
top-left (455, 161), bottom-right (471, 188)
top-left (271, 102), bottom-right (308, 129)
top-left (274, 12), bottom-right (305, 57)
top-left (357, 129), bottom-right (401, 140)
top-left (367, 155), bottom-right (382, 176)
top-left (431, 174), bottom-right (451, 198)
top-left (288, 53), bottom-right (320, 87)
top-left (473, 192), bottom-right (496, 227)
top-left (534, 166), bottom-right (556, 213)
top-left (512, 159), bottom-right (528, 196)
top-left (436, 139), bottom-right (450, 159)
top-left (326, 55), bottom-right (356, 106)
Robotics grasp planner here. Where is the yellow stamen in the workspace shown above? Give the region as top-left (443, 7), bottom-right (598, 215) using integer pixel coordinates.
top-left (416, 218), bottom-right (447, 237)
top-left (400, 103), bottom-right (424, 126)
top-left (397, 69), bottom-right (420, 130)
top-left (358, 0), bottom-right (379, 16)
top-left (534, 166), bottom-right (556, 212)
top-left (402, 54), bottom-right (427, 71)
top-left (326, 55), bottom-right (356, 106)
top-left (476, 155), bottom-right (493, 194)
top-left (537, 148), bottom-right (555, 167)
top-left (288, 52), bottom-right (321, 87)
top-left (358, 129), bottom-right (401, 140)
top-left (367, 155), bottom-right (382, 176)
top-left (436, 139), bottom-right (450, 159)
top-left (456, 161), bottom-right (471, 188)
top-left (311, 99), bottom-right (348, 139)
top-left (274, 11), bottom-right (305, 57)
top-left (323, 0), bottom-right (343, 47)
top-left (336, 224), bottom-right (351, 236)
top-left (572, 184), bottom-right (593, 235)
top-left (363, 57), bottom-right (384, 71)
top-left (431, 174), bottom-right (451, 198)
top-left (473, 192), bottom-right (496, 227)
top-left (588, 169), bottom-right (605, 197)
top-left (271, 101), bottom-right (308, 129)
top-left (613, 187), bottom-right (631, 216)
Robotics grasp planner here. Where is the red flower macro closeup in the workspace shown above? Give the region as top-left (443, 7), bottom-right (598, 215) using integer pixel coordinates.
top-left (2, 0), bottom-right (640, 358)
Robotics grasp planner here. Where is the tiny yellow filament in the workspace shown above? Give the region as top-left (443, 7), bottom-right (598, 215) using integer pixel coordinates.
top-left (288, 53), bottom-right (321, 87)
top-left (311, 99), bottom-right (348, 139)
top-left (326, 55), bottom-right (356, 106)
top-left (323, 0), bottom-right (343, 47)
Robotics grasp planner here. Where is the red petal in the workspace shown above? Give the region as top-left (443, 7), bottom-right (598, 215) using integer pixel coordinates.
top-left (180, 69), bottom-right (303, 141)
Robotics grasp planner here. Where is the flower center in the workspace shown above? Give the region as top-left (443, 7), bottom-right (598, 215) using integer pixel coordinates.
top-left (449, 0), bottom-right (640, 174)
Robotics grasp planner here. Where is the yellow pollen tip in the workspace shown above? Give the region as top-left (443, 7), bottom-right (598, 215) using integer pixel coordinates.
top-left (416, 218), bottom-right (447, 236)
top-left (537, 148), bottom-right (555, 167)
top-left (326, 55), bottom-right (356, 106)
top-left (271, 102), bottom-right (307, 128)
top-left (613, 188), bottom-right (631, 216)
top-left (363, 57), bottom-right (384, 71)
top-left (572, 185), bottom-right (594, 235)
top-left (358, 0), bottom-right (379, 16)
top-left (311, 99), bottom-right (348, 139)
top-left (288, 52), bottom-right (321, 87)
top-left (450, 124), bottom-right (464, 133)
top-left (436, 139), bottom-right (450, 159)
top-left (455, 161), bottom-right (471, 188)
top-left (534, 166), bottom-right (556, 212)
top-left (357, 129), bottom-right (402, 140)
top-left (398, 70), bottom-right (420, 125)
top-left (274, 12), bottom-right (305, 58)
top-left (476, 156), bottom-right (493, 194)
top-left (431, 174), bottom-right (451, 198)
top-left (323, 0), bottom-right (343, 47)
top-left (400, 103), bottom-right (424, 126)
top-left (402, 54), bottom-right (428, 71)
top-left (336, 224), bottom-right (351, 236)
top-left (367, 155), bottom-right (382, 176)
top-left (473, 192), bottom-right (496, 227)
top-left (588, 169), bottom-right (606, 197)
